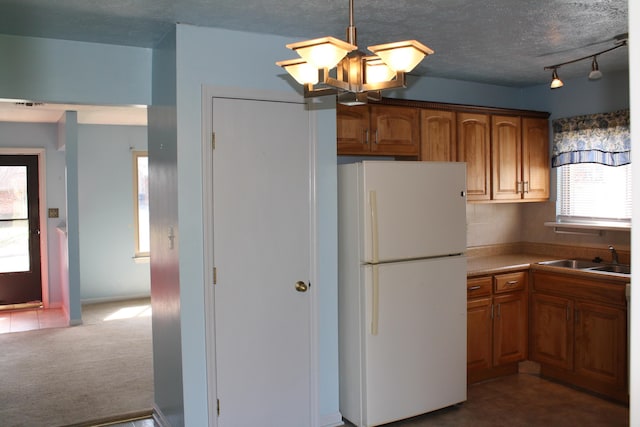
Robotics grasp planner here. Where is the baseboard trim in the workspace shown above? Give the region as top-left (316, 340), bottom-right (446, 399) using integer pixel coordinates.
top-left (153, 404), bottom-right (172, 427)
top-left (319, 411), bottom-right (344, 427)
top-left (81, 294), bottom-right (151, 305)
top-left (61, 408), bottom-right (153, 426)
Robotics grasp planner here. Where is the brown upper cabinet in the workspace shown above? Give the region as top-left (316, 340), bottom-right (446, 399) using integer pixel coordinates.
top-left (420, 109), bottom-right (456, 161)
top-left (336, 99), bottom-right (550, 203)
top-left (492, 116), bottom-right (549, 201)
top-left (457, 113), bottom-right (491, 201)
top-left (336, 104), bottom-right (419, 156)
top-left (522, 117), bottom-right (551, 201)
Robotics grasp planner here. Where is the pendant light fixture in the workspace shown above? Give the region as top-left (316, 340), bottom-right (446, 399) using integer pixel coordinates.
top-left (276, 0), bottom-right (433, 105)
top-left (544, 35), bottom-right (626, 89)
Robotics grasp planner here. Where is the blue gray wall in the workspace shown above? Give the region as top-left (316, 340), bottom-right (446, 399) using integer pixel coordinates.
top-left (0, 24), bottom-right (633, 427)
top-left (77, 124), bottom-right (150, 301)
top-left (0, 121), bottom-right (151, 305)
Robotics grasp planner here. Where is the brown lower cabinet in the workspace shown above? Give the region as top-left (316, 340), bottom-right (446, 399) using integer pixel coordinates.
top-left (530, 270), bottom-right (628, 403)
top-left (467, 271), bottom-right (528, 383)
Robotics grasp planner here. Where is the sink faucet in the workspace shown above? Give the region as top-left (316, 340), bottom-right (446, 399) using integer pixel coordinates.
top-left (609, 245), bottom-right (619, 264)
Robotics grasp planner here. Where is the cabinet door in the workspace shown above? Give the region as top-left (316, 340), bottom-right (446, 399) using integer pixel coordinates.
top-left (467, 297), bottom-right (493, 373)
top-left (491, 115), bottom-right (522, 201)
top-left (522, 117), bottom-right (550, 200)
top-left (574, 301), bottom-right (626, 387)
top-left (493, 291), bottom-right (527, 366)
top-left (370, 105), bottom-right (420, 156)
top-left (337, 104), bottom-right (371, 155)
top-left (420, 109), bottom-right (456, 161)
top-left (530, 293), bottom-right (573, 370)
top-left (457, 113), bottom-right (491, 201)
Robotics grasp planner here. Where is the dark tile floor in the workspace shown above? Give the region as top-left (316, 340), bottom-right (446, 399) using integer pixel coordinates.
top-left (344, 373), bottom-right (629, 427)
top-left (108, 372), bottom-right (628, 427)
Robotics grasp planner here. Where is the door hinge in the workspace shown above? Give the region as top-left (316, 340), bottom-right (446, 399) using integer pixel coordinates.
top-left (213, 267), bottom-right (217, 285)
top-left (217, 398), bottom-right (220, 416)
top-left (212, 132), bottom-right (216, 149)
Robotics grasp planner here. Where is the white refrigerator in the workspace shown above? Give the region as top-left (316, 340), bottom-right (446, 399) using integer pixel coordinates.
top-left (338, 161), bottom-right (467, 427)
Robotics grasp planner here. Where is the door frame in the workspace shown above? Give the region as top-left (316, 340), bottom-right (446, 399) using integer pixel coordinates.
top-left (201, 85), bottom-right (319, 427)
top-left (0, 148), bottom-right (49, 307)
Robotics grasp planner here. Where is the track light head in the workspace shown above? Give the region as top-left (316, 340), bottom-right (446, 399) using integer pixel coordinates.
top-left (550, 68), bottom-right (564, 89)
top-left (588, 56), bottom-right (602, 80)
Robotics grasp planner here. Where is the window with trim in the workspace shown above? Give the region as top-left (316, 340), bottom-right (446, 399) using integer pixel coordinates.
top-left (133, 151), bottom-right (149, 257)
top-left (553, 109), bottom-right (631, 226)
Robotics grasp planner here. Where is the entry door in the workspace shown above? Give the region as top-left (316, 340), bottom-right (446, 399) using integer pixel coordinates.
top-left (0, 155), bottom-right (41, 304)
top-left (211, 97), bottom-right (312, 426)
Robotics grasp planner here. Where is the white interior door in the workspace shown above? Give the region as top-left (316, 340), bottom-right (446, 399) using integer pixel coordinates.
top-left (211, 96), bottom-right (312, 427)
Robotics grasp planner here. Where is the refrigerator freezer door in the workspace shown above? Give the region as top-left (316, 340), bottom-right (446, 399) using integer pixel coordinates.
top-left (361, 256), bottom-right (467, 426)
top-left (360, 161), bottom-right (466, 263)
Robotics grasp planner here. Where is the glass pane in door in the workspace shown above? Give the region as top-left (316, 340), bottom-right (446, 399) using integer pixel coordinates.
top-left (0, 166), bottom-right (30, 273)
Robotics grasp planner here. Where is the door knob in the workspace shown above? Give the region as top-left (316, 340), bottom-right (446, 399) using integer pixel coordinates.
top-left (295, 281), bottom-right (308, 293)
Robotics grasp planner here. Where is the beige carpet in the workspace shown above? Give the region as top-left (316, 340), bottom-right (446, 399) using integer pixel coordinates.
top-left (0, 299), bottom-right (154, 427)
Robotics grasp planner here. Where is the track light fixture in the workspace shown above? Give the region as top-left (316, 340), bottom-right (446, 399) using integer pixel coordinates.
top-left (544, 36), bottom-right (627, 89)
top-left (276, 0), bottom-right (433, 105)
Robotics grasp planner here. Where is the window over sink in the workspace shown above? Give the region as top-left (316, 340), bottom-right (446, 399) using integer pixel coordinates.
top-left (557, 162), bottom-right (631, 225)
top-left (552, 109), bottom-right (631, 228)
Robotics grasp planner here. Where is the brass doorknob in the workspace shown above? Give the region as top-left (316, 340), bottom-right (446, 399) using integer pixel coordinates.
top-left (295, 281), bottom-right (308, 293)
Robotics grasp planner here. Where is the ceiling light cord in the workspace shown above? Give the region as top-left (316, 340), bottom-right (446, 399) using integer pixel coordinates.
top-left (544, 40), bottom-right (627, 89)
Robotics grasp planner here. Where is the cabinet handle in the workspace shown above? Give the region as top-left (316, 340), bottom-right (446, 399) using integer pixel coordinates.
top-left (468, 285), bottom-right (481, 291)
top-left (524, 181), bottom-right (530, 193)
top-left (517, 181), bottom-right (523, 193)
top-left (506, 280), bottom-right (518, 286)
top-left (364, 129), bottom-right (369, 145)
top-left (374, 129), bottom-right (379, 144)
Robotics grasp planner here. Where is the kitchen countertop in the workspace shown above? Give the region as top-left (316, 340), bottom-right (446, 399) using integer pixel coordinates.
top-left (467, 253), bottom-right (555, 277)
top-left (467, 252), bottom-right (630, 283)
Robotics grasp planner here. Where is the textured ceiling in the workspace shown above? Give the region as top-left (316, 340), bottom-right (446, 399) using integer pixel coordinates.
top-left (0, 0), bottom-right (629, 121)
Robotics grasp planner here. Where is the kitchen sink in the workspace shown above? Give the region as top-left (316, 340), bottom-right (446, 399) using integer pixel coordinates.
top-left (538, 259), bottom-right (602, 269)
top-left (590, 264), bottom-right (631, 274)
top-left (537, 259), bottom-right (631, 276)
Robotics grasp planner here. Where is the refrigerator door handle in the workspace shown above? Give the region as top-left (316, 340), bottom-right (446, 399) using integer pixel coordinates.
top-left (369, 190), bottom-right (380, 263)
top-left (372, 264), bottom-right (380, 336)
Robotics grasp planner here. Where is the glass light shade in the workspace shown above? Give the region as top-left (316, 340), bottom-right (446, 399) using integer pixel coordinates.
top-left (276, 58), bottom-right (319, 85)
top-left (588, 57), bottom-right (602, 80)
top-left (368, 40), bottom-right (434, 72)
top-left (364, 57), bottom-right (396, 84)
top-left (550, 69), bottom-right (564, 89)
top-left (286, 36), bottom-right (357, 70)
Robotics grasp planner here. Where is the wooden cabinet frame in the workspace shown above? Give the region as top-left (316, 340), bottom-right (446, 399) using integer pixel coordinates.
top-left (530, 270), bottom-right (628, 402)
top-left (467, 270), bottom-right (528, 384)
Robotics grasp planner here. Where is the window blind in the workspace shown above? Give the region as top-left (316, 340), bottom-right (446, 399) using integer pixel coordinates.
top-left (557, 163), bottom-right (632, 223)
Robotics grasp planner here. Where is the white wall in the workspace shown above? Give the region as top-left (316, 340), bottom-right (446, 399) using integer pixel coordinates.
top-left (628, 1), bottom-right (638, 424)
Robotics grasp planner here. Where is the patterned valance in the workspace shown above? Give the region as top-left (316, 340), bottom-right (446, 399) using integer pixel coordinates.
top-left (552, 109), bottom-right (630, 167)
